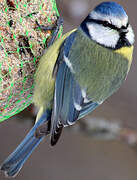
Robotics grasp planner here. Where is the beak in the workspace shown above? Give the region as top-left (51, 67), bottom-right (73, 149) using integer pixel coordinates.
top-left (119, 27), bottom-right (129, 34)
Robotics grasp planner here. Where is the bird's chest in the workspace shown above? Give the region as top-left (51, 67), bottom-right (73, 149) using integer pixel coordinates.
top-left (69, 33), bottom-right (129, 103)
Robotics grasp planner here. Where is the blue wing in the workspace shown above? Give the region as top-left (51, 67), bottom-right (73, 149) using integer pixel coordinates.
top-left (51, 60), bottom-right (84, 145)
top-left (50, 32), bottom-right (99, 145)
top-left (79, 101), bottom-right (99, 119)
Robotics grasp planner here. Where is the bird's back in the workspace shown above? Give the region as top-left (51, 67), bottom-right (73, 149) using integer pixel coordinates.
top-left (68, 29), bottom-right (130, 103)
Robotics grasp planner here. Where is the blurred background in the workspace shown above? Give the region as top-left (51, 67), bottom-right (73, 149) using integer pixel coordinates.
top-left (0, 0), bottom-right (137, 179)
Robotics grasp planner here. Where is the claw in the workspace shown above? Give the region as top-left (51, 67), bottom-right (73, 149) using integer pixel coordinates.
top-left (35, 16), bottom-right (63, 47)
top-left (35, 121), bottom-right (50, 138)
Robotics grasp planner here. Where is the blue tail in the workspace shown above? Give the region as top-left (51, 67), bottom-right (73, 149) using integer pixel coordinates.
top-left (0, 110), bottom-right (51, 177)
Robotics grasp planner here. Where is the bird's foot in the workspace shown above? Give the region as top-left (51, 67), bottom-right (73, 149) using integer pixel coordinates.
top-left (35, 16), bottom-right (63, 47)
top-left (35, 123), bottom-right (50, 138)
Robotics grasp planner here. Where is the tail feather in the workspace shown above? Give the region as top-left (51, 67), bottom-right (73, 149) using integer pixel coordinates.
top-left (0, 110), bottom-right (51, 177)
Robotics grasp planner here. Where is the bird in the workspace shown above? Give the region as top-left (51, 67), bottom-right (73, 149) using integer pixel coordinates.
top-left (0, 1), bottom-right (135, 177)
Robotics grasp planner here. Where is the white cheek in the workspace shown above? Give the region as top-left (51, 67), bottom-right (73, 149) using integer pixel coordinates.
top-left (126, 25), bottom-right (135, 45)
top-left (87, 23), bottom-right (119, 48)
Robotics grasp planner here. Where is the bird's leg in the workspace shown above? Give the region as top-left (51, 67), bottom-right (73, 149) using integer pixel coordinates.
top-left (35, 16), bottom-right (63, 47)
top-left (35, 121), bottom-right (51, 138)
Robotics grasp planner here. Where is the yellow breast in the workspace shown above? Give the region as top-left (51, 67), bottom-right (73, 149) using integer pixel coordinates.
top-left (115, 46), bottom-right (134, 72)
top-left (33, 29), bottom-right (76, 108)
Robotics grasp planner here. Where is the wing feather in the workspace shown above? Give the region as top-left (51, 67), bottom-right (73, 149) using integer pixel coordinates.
top-left (50, 31), bottom-right (100, 145)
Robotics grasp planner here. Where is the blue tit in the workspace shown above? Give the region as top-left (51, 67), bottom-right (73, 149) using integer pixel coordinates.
top-left (0, 1), bottom-right (135, 177)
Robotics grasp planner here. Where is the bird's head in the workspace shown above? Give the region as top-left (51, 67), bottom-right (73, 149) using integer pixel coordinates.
top-left (80, 1), bottom-right (135, 49)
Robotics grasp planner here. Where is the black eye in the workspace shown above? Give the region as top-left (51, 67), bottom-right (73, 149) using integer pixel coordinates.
top-left (102, 21), bottom-right (109, 27)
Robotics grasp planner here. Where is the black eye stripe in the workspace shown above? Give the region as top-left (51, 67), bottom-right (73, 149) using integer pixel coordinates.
top-left (88, 18), bottom-right (120, 31)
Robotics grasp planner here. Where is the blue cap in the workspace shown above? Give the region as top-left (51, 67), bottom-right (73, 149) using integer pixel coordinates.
top-left (94, 2), bottom-right (127, 17)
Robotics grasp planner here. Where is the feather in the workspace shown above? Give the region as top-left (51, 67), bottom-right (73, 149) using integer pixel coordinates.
top-left (33, 29), bottom-right (77, 109)
top-left (50, 33), bottom-right (84, 145)
top-left (50, 37), bottom-right (84, 145)
top-left (51, 61), bottom-right (84, 146)
top-left (0, 110), bottom-right (51, 177)
top-left (79, 102), bottom-right (99, 119)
